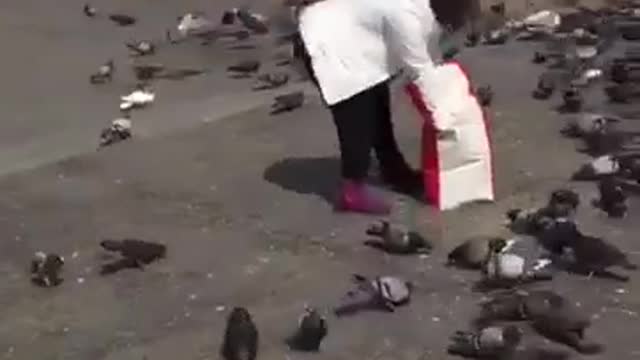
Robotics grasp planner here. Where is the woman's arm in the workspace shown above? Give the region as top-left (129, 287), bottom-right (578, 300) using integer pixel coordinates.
top-left (383, 3), bottom-right (438, 81)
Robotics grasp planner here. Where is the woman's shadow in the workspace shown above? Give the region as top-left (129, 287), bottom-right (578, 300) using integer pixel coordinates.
top-left (263, 156), bottom-right (340, 204)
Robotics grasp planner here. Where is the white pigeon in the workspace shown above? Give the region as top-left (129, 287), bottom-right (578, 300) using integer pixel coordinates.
top-left (120, 87), bottom-right (155, 110)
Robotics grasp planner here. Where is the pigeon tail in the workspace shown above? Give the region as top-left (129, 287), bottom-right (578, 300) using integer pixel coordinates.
top-left (333, 287), bottom-right (388, 316)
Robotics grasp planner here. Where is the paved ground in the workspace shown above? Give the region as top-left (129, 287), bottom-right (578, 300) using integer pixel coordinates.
top-left (1, 1), bottom-right (640, 360)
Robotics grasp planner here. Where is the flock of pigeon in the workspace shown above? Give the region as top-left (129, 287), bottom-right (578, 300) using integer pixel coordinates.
top-left (26, 2), bottom-right (640, 360)
top-left (80, 3), bottom-right (307, 149)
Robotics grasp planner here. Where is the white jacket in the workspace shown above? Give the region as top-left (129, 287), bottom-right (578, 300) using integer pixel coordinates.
top-left (297, 0), bottom-right (443, 106)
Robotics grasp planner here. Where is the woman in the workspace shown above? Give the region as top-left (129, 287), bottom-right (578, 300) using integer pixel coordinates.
top-left (292, 0), bottom-right (492, 213)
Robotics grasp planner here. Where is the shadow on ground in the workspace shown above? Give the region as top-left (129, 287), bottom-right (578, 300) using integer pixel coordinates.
top-left (263, 156), bottom-right (340, 203)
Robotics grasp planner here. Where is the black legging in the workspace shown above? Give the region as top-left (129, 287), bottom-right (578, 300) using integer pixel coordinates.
top-left (294, 33), bottom-right (405, 180)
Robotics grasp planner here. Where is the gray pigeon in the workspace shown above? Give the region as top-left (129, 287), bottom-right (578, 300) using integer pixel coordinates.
top-left (126, 40), bottom-right (155, 56)
top-left (254, 72), bottom-right (289, 90)
top-left (133, 63), bottom-right (165, 81)
top-left (483, 236), bottom-right (556, 284)
top-left (334, 274), bottom-right (412, 316)
top-left (83, 3), bottom-right (97, 17)
top-left (596, 177), bottom-right (628, 218)
top-left (562, 86), bottom-right (583, 113)
top-left (532, 72), bottom-right (555, 100)
top-left (447, 236), bottom-right (498, 269)
top-left (236, 8), bottom-right (269, 34)
top-left (31, 252), bottom-right (65, 287)
top-left (572, 154), bottom-right (620, 180)
top-left (109, 14), bottom-right (136, 26)
top-left (562, 113), bottom-right (620, 138)
top-left (448, 325), bottom-right (522, 358)
top-left (364, 220), bottom-right (431, 254)
top-left (287, 307), bottom-right (327, 352)
top-left (221, 307), bottom-right (258, 360)
top-left (99, 116), bottom-right (131, 148)
top-left (271, 91), bottom-right (304, 114)
top-left (227, 60), bottom-right (261, 77)
top-left (90, 60), bottom-right (114, 84)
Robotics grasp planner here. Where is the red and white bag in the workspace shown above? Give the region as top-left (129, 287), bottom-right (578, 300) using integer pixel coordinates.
top-left (405, 62), bottom-right (495, 210)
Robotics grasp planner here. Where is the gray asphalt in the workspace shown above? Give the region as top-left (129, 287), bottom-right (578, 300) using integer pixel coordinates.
top-left (0, 0), bottom-right (309, 176)
top-left (1, 0), bottom-right (640, 360)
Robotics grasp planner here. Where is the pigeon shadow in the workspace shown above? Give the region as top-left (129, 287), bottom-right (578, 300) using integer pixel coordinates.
top-left (228, 73), bottom-right (253, 79)
top-left (270, 106), bottom-right (301, 115)
top-left (275, 59), bottom-right (293, 67)
top-left (100, 258), bottom-right (140, 275)
top-left (263, 157), bottom-right (339, 204)
top-left (565, 266), bottom-right (631, 282)
top-left (227, 44), bottom-right (258, 50)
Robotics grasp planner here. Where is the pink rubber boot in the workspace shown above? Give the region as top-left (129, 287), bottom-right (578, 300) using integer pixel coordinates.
top-left (335, 180), bottom-right (391, 215)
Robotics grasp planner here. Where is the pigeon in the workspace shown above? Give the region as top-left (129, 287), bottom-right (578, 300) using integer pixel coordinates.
top-left (535, 218), bottom-right (582, 257)
top-left (221, 307), bottom-right (259, 360)
top-left (532, 73), bottom-right (555, 100)
top-left (254, 72), bottom-right (289, 90)
top-left (363, 220), bottom-right (431, 254)
top-left (157, 68), bottom-right (207, 80)
top-left (580, 123), bottom-right (633, 157)
top-left (447, 325), bottom-right (522, 358)
top-left (561, 113), bottom-right (620, 138)
top-left (287, 307), bottom-right (327, 352)
top-left (571, 67), bottom-right (603, 87)
top-left (481, 237), bottom-right (554, 288)
top-left (465, 32), bottom-right (480, 47)
top-left (89, 60), bottom-right (114, 84)
top-left (333, 274), bottom-right (412, 316)
top-left (221, 9), bottom-right (237, 25)
top-left (236, 8), bottom-right (269, 34)
top-left (489, 2), bottom-right (506, 16)
top-left (532, 51), bottom-right (547, 64)
top-left (271, 91), bottom-right (304, 114)
top-left (126, 40), bottom-right (155, 57)
top-left (564, 230), bottom-right (637, 282)
top-left (561, 86), bottom-right (582, 113)
top-left (617, 153), bottom-right (640, 182)
top-left (83, 3), bottom-right (97, 17)
top-left (505, 208), bottom-right (556, 235)
top-left (100, 238), bottom-right (166, 273)
top-left (549, 189), bottom-right (580, 214)
top-left (530, 303), bottom-right (603, 354)
top-left (610, 62), bottom-right (637, 83)
top-left (108, 14), bottom-right (137, 27)
top-left (177, 12), bottom-right (215, 38)
top-left (483, 238), bottom-right (527, 281)
top-left (506, 190), bottom-right (579, 236)
top-left (620, 24), bottom-right (640, 41)
top-left (99, 116), bottom-right (132, 148)
top-left (477, 285), bottom-right (600, 354)
top-left (483, 29), bottom-right (509, 45)
top-left (442, 46), bottom-right (460, 61)
top-left (476, 289), bottom-right (571, 325)
top-left (595, 177), bottom-right (628, 218)
top-left (132, 63), bottom-right (165, 81)
top-left (605, 83), bottom-right (640, 103)
top-left (447, 236), bottom-right (499, 269)
top-left (120, 84), bottom-right (155, 111)
top-left (31, 252), bottom-right (64, 287)
top-left (227, 60), bottom-right (261, 76)
top-left (572, 154), bottom-right (620, 180)
top-left (476, 85), bottom-right (493, 107)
